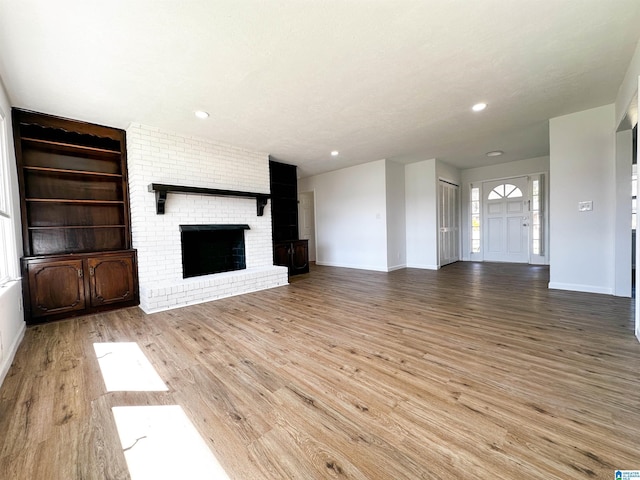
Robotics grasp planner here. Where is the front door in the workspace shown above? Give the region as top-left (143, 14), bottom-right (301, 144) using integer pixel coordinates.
top-left (483, 177), bottom-right (529, 263)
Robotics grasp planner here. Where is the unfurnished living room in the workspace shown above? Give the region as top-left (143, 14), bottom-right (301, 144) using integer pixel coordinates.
top-left (0, 1), bottom-right (640, 479)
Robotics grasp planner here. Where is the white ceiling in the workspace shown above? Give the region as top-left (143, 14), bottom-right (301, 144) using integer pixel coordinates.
top-left (1, 1), bottom-right (639, 177)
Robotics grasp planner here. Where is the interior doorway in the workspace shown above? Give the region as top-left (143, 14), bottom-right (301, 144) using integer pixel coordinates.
top-left (298, 191), bottom-right (316, 262)
top-left (633, 124), bottom-right (637, 297)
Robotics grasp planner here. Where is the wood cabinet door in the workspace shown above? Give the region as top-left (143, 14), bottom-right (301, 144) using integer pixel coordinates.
top-left (27, 259), bottom-right (86, 318)
top-left (88, 254), bottom-right (135, 307)
top-left (291, 240), bottom-right (309, 274)
top-left (273, 242), bottom-right (291, 267)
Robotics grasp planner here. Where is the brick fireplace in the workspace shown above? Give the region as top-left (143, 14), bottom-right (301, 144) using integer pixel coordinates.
top-left (126, 124), bottom-right (288, 313)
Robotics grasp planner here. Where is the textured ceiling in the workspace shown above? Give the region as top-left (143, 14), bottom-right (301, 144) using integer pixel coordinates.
top-left (0, 0), bottom-right (639, 177)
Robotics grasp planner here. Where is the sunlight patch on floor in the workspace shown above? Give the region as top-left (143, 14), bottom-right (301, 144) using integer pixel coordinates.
top-left (93, 342), bottom-right (168, 392)
top-left (112, 405), bottom-right (231, 480)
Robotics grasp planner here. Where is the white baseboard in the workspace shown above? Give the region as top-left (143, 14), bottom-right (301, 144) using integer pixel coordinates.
top-left (315, 261), bottom-right (389, 272)
top-left (0, 321), bottom-right (26, 388)
top-left (387, 264), bottom-right (407, 272)
top-left (548, 282), bottom-right (613, 295)
top-left (405, 263), bottom-right (440, 270)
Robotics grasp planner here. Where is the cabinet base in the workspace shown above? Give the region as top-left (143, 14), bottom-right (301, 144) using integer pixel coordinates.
top-left (22, 249), bottom-right (139, 324)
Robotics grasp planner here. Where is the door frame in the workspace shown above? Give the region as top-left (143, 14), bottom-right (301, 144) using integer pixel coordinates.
top-left (482, 176), bottom-right (530, 263)
top-left (298, 190), bottom-right (317, 263)
top-left (468, 172), bottom-right (549, 265)
top-left (437, 178), bottom-right (461, 268)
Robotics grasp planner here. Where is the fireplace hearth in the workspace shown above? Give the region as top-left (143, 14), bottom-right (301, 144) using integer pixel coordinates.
top-left (180, 224), bottom-right (249, 278)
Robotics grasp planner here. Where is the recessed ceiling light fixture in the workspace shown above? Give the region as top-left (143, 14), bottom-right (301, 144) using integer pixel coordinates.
top-left (486, 150), bottom-right (504, 157)
top-left (195, 110), bottom-right (209, 119)
top-left (331, 150), bottom-right (339, 156)
top-left (472, 103), bottom-right (487, 112)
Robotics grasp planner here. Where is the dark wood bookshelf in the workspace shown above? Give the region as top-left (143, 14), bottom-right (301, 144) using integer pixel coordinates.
top-left (23, 166), bottom-right (123, 177)
top-left (25, 199), bottom-right (125, 204)
top-left (21, 137), bottom-right (121, 154)
top-left (12, 108), bottom-right (139, 324)
top-left (269, 159), bottom-right (309, 276)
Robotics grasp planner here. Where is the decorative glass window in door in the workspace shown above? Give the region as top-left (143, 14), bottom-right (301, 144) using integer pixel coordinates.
top-left (531, 176), bottom-right (544, 255)
top-left (487, 183), bottom-right (523, 200)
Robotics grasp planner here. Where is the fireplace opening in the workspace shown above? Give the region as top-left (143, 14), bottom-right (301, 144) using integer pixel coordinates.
top-left (180, 224), bottom-right (249, 278)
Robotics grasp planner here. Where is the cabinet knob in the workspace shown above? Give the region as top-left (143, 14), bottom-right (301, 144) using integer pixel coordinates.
top-left (78, 269), bottom-right (83, 278)
top-left (89, 266), bottom-right (95, 276)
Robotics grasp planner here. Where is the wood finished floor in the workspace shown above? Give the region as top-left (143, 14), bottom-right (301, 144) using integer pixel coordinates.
top-left (1, 262), bottom-right (639, 479)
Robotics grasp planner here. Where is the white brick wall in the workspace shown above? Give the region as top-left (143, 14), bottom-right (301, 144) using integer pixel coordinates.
top-left (127, 124), bottom-right (288, 313)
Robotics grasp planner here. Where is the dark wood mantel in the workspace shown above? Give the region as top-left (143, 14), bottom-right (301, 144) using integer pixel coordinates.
top-left (148, 183), bottom-right (270, 215)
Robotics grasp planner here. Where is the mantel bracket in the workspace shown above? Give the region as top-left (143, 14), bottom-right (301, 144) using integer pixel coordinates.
top-left (148, 183), bottom-right (271, 216)
top-left (256, 195), bottom-right (269, 216)
top-left (155, 190), bottom-right (168, 214)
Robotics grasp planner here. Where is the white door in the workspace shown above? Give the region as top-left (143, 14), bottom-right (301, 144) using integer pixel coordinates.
top-left (298, 191), bottom-right (316, 262)
top-left (438, 180), bottom-right (459, 266)
top-left (483, 177), bottom-right (529, 263)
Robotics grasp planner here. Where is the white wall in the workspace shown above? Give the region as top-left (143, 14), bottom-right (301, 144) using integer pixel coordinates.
top-left (436, 160), bottom-right (461, 186)
top-left (461, 156), bottom-right (550, 186)
top-left (385, 160), bottom-right (406, 271)
top-left (127, 124), bottom-right (287, 313)
top-left (549, 104), bottom-right (616, 294)
top-left (405, 159), bottom-right (438, 269)
top-left (614, 129), bottom-right (632, 298)
top-left (616, 38), bottom-right (640, 128)
top-left (404, 159), bottom-right (461, 270)
top-left (460, 156), bottom-right (550, 262)
top-left (298, 160), bottom-right (389, 271)
top-left (0, 76), bottom-right (26, 387)
top-left (299, 157), bottom-right (460, 272)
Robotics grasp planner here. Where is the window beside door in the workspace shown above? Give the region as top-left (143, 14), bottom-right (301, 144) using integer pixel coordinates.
top-left (471, 186), bottom-right (480, 253)
top-left (531, 177), bottom-right (544, 256)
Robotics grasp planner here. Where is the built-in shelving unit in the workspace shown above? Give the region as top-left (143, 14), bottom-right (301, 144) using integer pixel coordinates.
top-left (269, 159), bottom-right (309, 276)
top-left (13, 108), bottom-right (139, 323)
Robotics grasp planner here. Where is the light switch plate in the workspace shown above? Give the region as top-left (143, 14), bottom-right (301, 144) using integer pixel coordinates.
top-left (578, 201), bottom-right (593, 212)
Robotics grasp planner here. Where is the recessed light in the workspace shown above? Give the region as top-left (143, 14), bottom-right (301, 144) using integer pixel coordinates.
top-left (486, 150), bottom-right (504, 157)
top-left (331, 150), bottom-right (339, 156)
top-left (195, 110), bottom-right (209, 119)
top-left (472, 103), bottom-right (487, 112)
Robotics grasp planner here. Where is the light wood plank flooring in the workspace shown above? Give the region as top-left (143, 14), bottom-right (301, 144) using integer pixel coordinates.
top-left (1, 262), bottom-right (639, 479)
